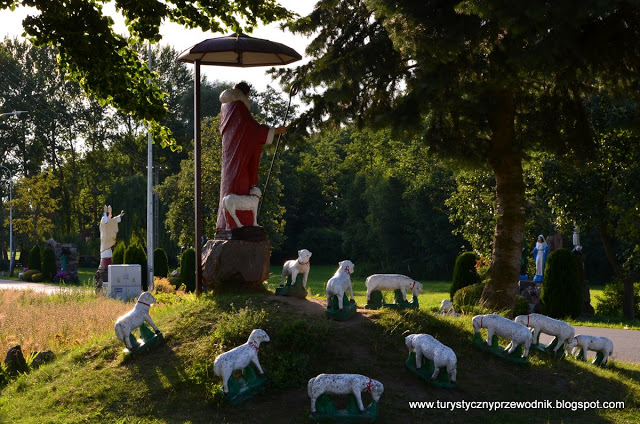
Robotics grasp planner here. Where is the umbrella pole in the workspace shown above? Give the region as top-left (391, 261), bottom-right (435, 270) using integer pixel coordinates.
top-left (259, 84), bottom-right (298, 215)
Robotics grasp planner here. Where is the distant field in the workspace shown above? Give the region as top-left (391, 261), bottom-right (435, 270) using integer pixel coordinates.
top-left (266, 264), bottom-right (450, 310)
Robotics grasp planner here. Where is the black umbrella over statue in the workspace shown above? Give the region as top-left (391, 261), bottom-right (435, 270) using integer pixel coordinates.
top-left (178, 33), bottom-right (302, 294)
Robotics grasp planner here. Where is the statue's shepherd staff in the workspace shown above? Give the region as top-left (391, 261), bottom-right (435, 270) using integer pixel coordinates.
top-left (259, 84), bottom-right (299, 215)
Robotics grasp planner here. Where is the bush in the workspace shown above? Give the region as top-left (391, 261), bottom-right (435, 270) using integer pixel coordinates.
top-left (450, 252), bottom-right (481, 299)
top-left (452, 282), bottom-right (485, 313)
top-left (19, 247), bottom-right (29, 268)
top-left (112, 241), bottom-right (126, 265)
top-left (595, 280), bottom-right (640, 319)
top-left (21, 269), bottom-right (40, 282)
top-left (540, 249), bottom-right (582, 318)
top-left (28, 246), bottom-right (41, 271)
top-left (124, 244), bottom-right (148, 291)
top-left (41, 247), bottom-right (57, 282)
top-left (153, 248), bottom-right (169, 277)
top-left (31, 273), bottom-right (44, 282)
top-left (513, 295), bottom-right (531, 318)
top-left (180, 248), bottom-right (196, 293)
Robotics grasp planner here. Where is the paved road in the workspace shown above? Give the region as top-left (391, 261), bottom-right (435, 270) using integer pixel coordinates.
top-left (2, 278), bottom-right (639, 364)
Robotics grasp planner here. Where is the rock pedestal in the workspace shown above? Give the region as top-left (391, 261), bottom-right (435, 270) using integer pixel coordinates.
top-left (202, 228), bottom-right (270, 292)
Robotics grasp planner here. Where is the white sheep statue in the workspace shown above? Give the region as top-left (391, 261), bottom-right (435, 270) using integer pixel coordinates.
top-left (222, 186), bottom-right (262, 228)
top-left (365, 274), bottom-right (423, 303)
top-left (280, 248), bottom-right (312, 288)
top-left (565, 334), bottom-right (614, 366)
top-left (439, 299), bottom-right (458, 317)
top-left (307, 373), bottom-right (384, 414)
top-left (472, 314), bottom-right (532, 358)
top-left (213, 329), bottom-right (270, 394)
top-left (326, 260), bottom-right (355, 311)
top-left (114, 291), bottom-right (160, 350)
top-left (405, 333), bottom-right (457, 383)
top-left (514, 313), bottom-right (575, 353)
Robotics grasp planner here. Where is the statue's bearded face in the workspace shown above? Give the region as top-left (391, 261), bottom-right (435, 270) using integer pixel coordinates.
top-left (107, 205), bottom-right (112, 216)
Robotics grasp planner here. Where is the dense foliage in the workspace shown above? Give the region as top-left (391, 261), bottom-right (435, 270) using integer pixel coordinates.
top-left (40, 246), bottom-right (57, 282)
top-left (27, 245), bottom-right (41, 271)
top-left (179, 248), bottom-right (196, 292)
top-left (596, 280), bottom-right (640, 320)
top-left (123, 243), bottom-right (148, 290)
top-left (450, 252), bottom-right (481, 300)
top-left (541, 249), bottom-right (582, 318)
top-left (153, 248), bottom-right (169, 278)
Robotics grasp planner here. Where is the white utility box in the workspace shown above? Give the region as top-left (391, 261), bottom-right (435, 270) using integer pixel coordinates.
top-left (105, 264), bottom-right (142, 301)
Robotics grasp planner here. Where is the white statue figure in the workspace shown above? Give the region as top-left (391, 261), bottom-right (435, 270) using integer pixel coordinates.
top-left (307, 374), bottom-right (384, 414)
top-left (405, 334), bottom-right (457, 383)
top-left (514, 313), bottom-right (575, 352)
top-left (472, 314), bottom-right (532, 358)
top-left (280, 249), bottom-right (312, 288)
top-left (326, 260), bottom-right (355, 311)
top-left (439, 299), bottom-right (458, 317)
top-left (532, 234), bottom-right (549, 282)
top-left (365, 274), bottom-right (423, 303)
top-left (222, 186), bottom-right (262, 228)
top-left (114, 292), bottom-right (159, 350)
top-left (214, 329), bottom-right (270, 394)
top-left (565, 335), bottom-right (614, 366)
top-left (99, 205), bottom-right (124, 269)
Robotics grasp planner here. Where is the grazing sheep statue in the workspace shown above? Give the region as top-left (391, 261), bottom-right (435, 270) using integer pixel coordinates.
top-left (365, 274), bottom-right (423, 303)
top-left (472, 314), bottom-right (532, 358)
top-left (514, 313), bottom-right (575, 353)
top-left (439, 299), bottom-right (458, 317)
top-left (222, 186), bottom-right (262, 228)
top-left (326, 260), bottom-right (355, 311)
top-left (280, 248), bottom-right (312, 288)
top-left (405, 334), bottom-right (457, 383)
top-left (565, 334), bottom-right (614, 366)
top-left (214, 329), bottom-right (270, 394)
top-left (114, 292), bottom-right (160, 350)
top-left (307, 373), bottom-right (384, 414)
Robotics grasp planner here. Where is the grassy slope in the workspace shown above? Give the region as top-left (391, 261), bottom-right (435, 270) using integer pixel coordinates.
top-left (1, 291), bottom-right (638, 424)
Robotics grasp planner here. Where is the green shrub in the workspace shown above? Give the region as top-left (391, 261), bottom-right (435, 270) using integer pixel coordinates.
top-left (21, 269), bottom-right (40, 282)
top-left (452, 282), bottom-right (485, 313)
top-left (595, 280), bottom-right (640, 319)
top-left (153, 248), bottom-right (169, 278)
top-left (41, 247), bottom-right (57, 282)
top-left (450, 252), bottom-right (481, 299)
top-left (540, 249), bottom-right (582, 318)
top-left (513, 295), bottom-right (530, 318)
top-left (28, 245), bottom-right (41, 271)
top-left (19, 247), bottom-right (29, 268)
top-left (180, 249), bottom-right (196, 293)
top-left (112, 241), bottom-right (126, 265)
top-left (124, 244), bottom-right (148, 291)
top-left (31, 273), bottom-right (44, 282)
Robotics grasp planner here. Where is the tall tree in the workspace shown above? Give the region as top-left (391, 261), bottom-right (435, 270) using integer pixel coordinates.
top-left (274, 0), bottom-right (640, 310)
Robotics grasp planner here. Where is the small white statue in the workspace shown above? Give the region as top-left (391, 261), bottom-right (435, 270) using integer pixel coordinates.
top-left (514, 313), bottom-right (575, 352)
top-left (307, 373), bottom-right (384, 414)
top-left (114, 292), bottom-right (159, 350)
top-left (326, 260), bottom-right (355, 311)
top-left (222, 186), bottom-right (262, 228)
top-left (439, 299), bottom-right (458, 317)
top-left (365, 274), bottom-right (423, 303)
top-left (565, 334), bottom-right (613, 366)
top-left (405, 334), bottom-right (457, 383)
top-left (472, 314), bottom-right (532, 358)
top-left (214, 329), bottom-right (270, 394)
top-left (280, 249), bottom-right (312, 288)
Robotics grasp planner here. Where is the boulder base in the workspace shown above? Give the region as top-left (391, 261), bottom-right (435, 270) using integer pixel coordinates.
top-left (202, 239), bottom-right (270, 292)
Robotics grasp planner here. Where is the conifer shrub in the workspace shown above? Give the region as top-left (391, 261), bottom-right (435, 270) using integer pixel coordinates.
top-left (28, 245), bottom-right (41, 271)
top-left (19, 247), bottom-right (29, 268)
top-left (540, 248), bottom-right (582, 318)
top-left (595, 279), bottom-right (640, 319)
top-left (112, 241), bottom-right (126, 265)
top-left (41, 247), bottom-right (57, 282)
top-left (153, 248), bottom-right (169, 278)
top-left (450, 252), bottom-right (481, 299)
top-left (180, 248), bottom-right (196, 293)
top-left (124, 244), bottom-right (148, 291)
top-left (513, 295), bottom-right (531, 318)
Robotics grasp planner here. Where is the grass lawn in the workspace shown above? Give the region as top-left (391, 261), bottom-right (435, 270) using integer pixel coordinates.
top-left (0, 291), bottom-right (638, 423)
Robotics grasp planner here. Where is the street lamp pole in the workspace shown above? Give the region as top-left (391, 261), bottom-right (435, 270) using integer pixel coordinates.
top-left (1, 110), bottom-right (27, 276)
top-left (0, 165), bottom-right (13, 276)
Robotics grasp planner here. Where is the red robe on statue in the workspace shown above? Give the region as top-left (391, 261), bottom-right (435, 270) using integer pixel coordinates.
top-left (217, 97), bottom-right (270, 230)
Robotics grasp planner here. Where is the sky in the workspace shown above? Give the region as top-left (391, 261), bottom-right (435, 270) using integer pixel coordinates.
top-left (0, 0), bottom-right (316, 91)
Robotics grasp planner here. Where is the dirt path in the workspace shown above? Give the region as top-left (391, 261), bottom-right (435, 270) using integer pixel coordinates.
top-left (0, 278), bottom-right (84, 294)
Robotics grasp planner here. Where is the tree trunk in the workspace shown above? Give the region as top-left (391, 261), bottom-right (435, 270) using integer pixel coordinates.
top-left (599, 222), bottom-right (636, 320)
top-left (482, 89), bottom-right (525, 311)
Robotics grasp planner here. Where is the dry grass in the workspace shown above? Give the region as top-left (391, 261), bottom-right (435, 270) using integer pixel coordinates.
top-left (0, 289), bottom-right (132, 356)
